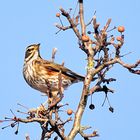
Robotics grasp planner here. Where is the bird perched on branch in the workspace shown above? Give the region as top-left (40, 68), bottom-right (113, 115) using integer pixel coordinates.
top-left (23, 44), bottom-right (92, 101)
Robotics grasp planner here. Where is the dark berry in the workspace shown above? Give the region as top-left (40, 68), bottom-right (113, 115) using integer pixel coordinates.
top-left (89, 104), bottom-right (95, 110)
top-left (87, 31), bottom-right (91, 34)
top-left (11, 123), bottom-right (16, 128)
top-left (109, 106), bottom-right (114, 113)
top-left (15, 130), bottom-right (18, 135)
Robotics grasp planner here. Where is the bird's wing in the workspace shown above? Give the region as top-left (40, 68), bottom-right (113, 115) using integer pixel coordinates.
top-left (40, 59), bottom-right (85, 81)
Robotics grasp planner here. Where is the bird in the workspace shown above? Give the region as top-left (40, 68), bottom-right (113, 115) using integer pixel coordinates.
top-left (23, 43), bottom-right (89, 102)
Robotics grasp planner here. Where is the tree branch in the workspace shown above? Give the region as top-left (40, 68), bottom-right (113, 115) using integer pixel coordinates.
top-left (60, 8), bottom-right (81, 39)
top-left (117, 58), bottom-right (140, 74)
top-left (79, 0), bottom-right (86, 35)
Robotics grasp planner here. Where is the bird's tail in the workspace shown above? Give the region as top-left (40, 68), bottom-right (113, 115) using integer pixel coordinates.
top-left (70, 72), bottom-right (97, 82)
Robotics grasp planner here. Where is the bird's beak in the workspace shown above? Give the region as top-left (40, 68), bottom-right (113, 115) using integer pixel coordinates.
top-left (36, 43), bottom-right (40, 50)
top-left (37, 43), bottom-right (40, 46)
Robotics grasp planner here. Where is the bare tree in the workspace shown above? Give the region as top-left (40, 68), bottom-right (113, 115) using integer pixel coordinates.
top-left (1, 0), bottom-right (140, 140)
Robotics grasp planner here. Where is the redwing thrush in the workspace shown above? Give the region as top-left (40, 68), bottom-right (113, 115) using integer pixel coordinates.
top-left (23, 44), bottom-right (91, 99)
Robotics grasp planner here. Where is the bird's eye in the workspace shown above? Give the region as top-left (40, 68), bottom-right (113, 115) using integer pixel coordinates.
top-left (25, 48), bottom-right (33, 59)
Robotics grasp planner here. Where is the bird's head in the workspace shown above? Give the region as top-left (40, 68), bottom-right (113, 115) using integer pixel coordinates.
top-left (24, 43), bottom-right (41, 63)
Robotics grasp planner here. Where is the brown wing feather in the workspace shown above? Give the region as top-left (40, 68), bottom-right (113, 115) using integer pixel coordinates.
top-left (35, 58), bottom-right (85, 81)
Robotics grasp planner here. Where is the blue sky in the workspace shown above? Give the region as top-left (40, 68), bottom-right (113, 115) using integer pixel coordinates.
top-left (0, 0), bottom-right (140, 140)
